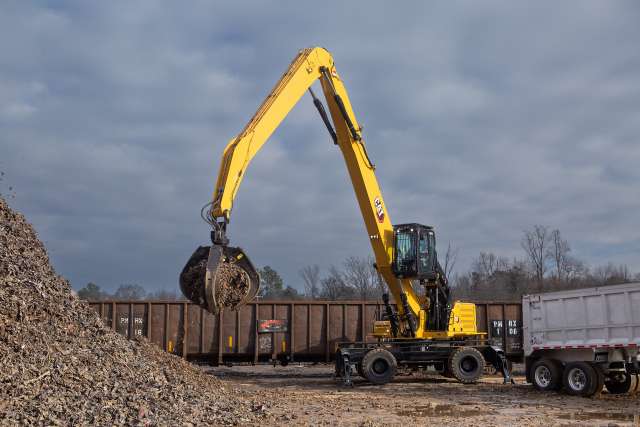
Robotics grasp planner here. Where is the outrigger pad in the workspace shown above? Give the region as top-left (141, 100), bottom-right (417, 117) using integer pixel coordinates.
top-left (482, 346), bottom-right (514, 384)
top-left (180, 245), bottom-right (260, 313)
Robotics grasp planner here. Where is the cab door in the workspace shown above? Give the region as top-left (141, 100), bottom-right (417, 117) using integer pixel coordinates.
top-left (417, 228), bottom-right (437, 280)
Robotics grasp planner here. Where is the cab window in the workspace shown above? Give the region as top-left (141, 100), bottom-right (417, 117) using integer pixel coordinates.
top-left (395, 230), bottom-right (415, 272)
top-left (418, 234), bottom-right (429, 270)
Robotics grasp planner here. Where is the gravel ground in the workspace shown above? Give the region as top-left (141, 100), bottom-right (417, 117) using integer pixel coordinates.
top-left (208, 364), bottom-right (640, 426)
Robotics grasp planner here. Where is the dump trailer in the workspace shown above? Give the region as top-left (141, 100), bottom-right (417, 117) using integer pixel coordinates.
top-left (523, 282), bottom-right (640, 397)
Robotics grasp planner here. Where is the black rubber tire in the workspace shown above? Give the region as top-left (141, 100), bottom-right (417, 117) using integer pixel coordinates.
top-left (361, 348), bottom-right (397, 385)
top-left (605, 371), bottom-right (637, 394)
top-left (441, 365), bottom-right (454, 378)
top-left (530, 359), bottom-right (562, 392)
top-left (563, 362), bottom-right (598, 397)
top-left (588, 363), bottom-right (605, 396)
top-left (448, 347), bottom-right (485, 384)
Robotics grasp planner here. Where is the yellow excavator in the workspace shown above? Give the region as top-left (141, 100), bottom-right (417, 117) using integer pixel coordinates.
top-left (180, 47), bottom-right (511, 385)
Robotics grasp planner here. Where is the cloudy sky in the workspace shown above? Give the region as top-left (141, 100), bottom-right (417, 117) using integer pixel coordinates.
top-left (1, 1), bottom-right (639, 294)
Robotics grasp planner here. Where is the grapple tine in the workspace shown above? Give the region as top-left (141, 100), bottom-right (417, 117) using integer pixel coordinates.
top-left (204, 246), bottom-right (222, 313)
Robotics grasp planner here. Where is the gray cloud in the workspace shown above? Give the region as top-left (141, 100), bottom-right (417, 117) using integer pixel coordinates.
top-left (1, 1), bottom-right (639, 293)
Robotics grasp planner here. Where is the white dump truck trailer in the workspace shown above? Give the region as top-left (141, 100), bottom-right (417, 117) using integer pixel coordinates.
top-left (522, 282), bottom-right (640, 396)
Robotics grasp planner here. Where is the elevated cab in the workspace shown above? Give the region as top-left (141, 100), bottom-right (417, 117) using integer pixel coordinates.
top-left (391, 223), bottom-right (437, 280)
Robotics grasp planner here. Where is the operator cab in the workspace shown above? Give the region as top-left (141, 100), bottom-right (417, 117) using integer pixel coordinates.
top-left (391, 223), bottom-right (437, 280)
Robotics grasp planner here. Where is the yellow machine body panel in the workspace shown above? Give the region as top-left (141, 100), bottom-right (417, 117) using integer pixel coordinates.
top-left (373, 321), bottom-right (392, 338)
top-left (447, 302), bottom-right (479, 335)
top-left (373, 301), bottom-right (481, 339)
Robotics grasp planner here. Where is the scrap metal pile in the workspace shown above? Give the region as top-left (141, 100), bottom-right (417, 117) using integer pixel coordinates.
top-left (179, 250), bottom-right (251, 311)
top-left (0, 197), bottom-right (267, 425)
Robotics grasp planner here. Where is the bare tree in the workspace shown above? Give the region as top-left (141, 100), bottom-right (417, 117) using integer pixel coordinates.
top-left (592, 262), bottom-right (631, 285)
top-left (563, 257), bottom-right (587, 283)
top-left (620, 264), bottom-right (631, 282)
top-left (320, 266), bottom-right (355, 300)
top-left (548, 229), bottom-right (571, 283)
top-left (452, 224), bottom-right (639, 299)
top-left (521, 225), bottom-right (550, 289)
top-left (442, 242), bottom-right (459, 281)
top-left (343, 256), bottom-right (376, 300)
top-left (299, 264), bottom-right (321, 299)
top-left (472, 252), bottom-right (509, 279)
top-left (472, 252), bottom-right (493, 279)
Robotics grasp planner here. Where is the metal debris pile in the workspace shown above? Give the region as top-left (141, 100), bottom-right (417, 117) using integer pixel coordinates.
top-left (214, 261), bottom-right (250, 309)
top-left (0, 197), bottom-right (266, 425)
top-left (179, 250), bottom-right (251, 312)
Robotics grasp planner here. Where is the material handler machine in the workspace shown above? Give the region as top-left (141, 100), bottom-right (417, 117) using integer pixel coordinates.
top-left (180, 47), bottom-right (509, 385)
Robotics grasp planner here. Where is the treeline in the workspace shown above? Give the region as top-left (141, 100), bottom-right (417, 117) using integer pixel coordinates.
top-left (76, 283), bottom-right (184, 301)
top-left (77, 225), bottom-right (638, 303)
top-left (451, 225), bottom-right (639, 301)
top-left (76, 256), bottom-right (385, 302)
top-left (263, 257), bottom-right (385, 301)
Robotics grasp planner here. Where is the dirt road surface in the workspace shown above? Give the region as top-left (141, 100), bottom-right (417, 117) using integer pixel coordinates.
top-left (208, 364), bottom-right (640, 426)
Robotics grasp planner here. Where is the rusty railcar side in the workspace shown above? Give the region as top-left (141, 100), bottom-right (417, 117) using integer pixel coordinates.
top-left (474, 302), bottom-right (524, 362)
top-left (89, 300), bottom-right (523, 364)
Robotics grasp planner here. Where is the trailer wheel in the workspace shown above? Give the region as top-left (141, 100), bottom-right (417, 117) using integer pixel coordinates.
top-left (448, 347), bottom-right (485, 384)
top-left (361, 348), bottom-right (397, 385)
top-left (590, 364), bottom-right (605, 396)
top-left (563, 362), bottom-right (599, 397)
top-left (605, 371), bottom-right (638, 395)
top-left (531, 359), bottom-right (562, 391)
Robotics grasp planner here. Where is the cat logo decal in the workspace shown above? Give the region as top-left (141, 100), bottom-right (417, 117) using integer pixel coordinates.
top-left (374, 197), bottom-right (385, 223)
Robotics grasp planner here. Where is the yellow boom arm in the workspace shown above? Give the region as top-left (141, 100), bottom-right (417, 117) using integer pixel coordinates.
top-left (208, 47), bottom-right (426, 335)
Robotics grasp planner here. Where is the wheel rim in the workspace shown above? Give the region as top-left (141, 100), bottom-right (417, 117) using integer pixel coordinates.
top-left (372, 359), bottom-right (388, 375)
top-left (568, 367), bottom-right (587, 391)
top-left (535, 365), bottom-right (552, 387)
top-left (460, 356), bottom-right (478, 373)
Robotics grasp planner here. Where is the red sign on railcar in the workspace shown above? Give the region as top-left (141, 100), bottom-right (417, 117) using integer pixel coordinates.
top-left (258, 319), bottom-right (288, 333)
